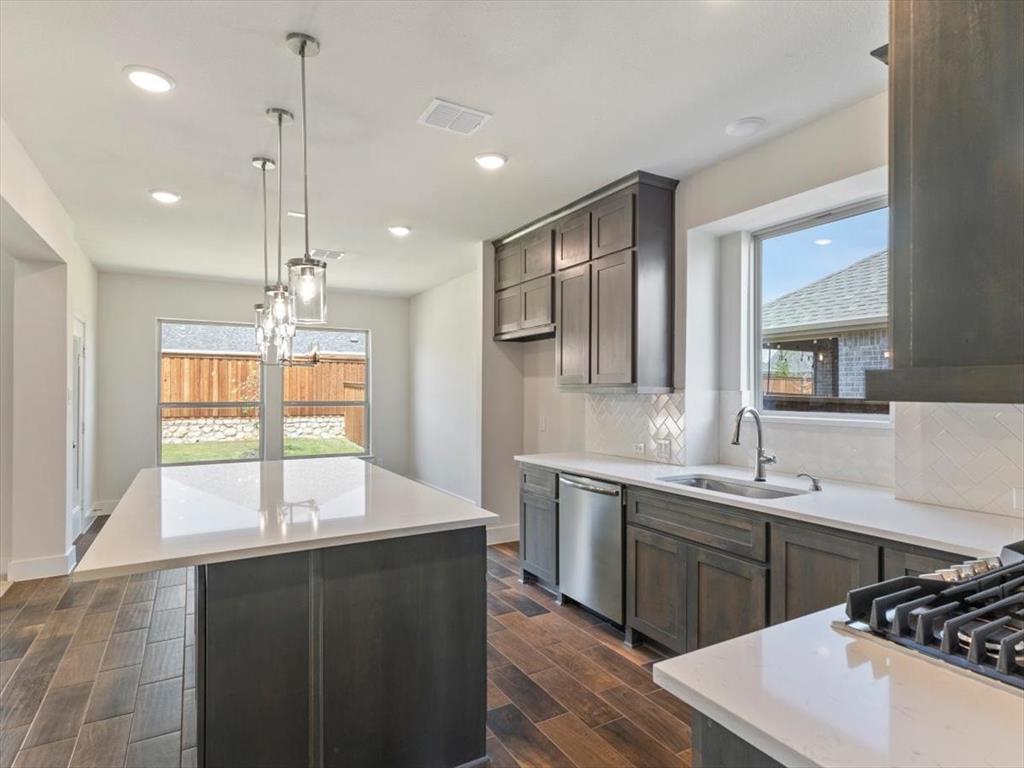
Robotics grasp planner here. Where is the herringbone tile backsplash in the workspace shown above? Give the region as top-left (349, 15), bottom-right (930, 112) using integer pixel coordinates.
top-left (895, 403), bottom-right (1024, 519)
top-left (585, 393), bottom-right (686, 465)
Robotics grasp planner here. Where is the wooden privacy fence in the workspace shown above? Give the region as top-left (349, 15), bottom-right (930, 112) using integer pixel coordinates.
top-left (762, 375), bottom-right (812, 395)
top-left (161, 352), bottom-right (366, 421)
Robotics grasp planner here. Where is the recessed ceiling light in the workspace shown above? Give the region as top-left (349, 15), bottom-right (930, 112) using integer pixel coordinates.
top-left (475, 153), bottom-right (508, 170)
top-left (388, 225), bottom-right (411, 237)
top-left (149, 190), bottom-right (181, 204)
top-left (287, 210), bottom-right (306, 218)
top-left (124, 66), bottom-right (175, 93)
top-left (725, 116), bottom-right (766, 137)
top-left (814, 238), bottom-right (833, 246)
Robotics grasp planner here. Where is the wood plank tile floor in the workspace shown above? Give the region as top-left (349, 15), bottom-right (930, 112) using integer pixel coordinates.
top-left (0, 530), bottom-right (691, 768)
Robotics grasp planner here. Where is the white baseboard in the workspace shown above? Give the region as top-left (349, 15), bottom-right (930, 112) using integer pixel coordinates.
top-left (92, 499), bottom-right (119, 516)
top-left (8, 545), bottom-right (77, 581)
top-left (486, 523), bottom-right (519, 546)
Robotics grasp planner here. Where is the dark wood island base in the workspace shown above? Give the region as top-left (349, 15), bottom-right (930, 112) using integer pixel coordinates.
top-left (195, 526), bottom-right (487, 768)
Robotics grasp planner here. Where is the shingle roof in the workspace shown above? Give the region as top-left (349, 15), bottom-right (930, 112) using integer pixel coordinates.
top-left (160, 322), bottom-right (366, 355)
top-left (762, 251), bottom-right (888, 333)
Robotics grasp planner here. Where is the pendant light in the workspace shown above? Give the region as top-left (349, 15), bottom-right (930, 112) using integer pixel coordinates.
top-left (266, 106), bottom-right (296, 349)
top-left (252, 155), bottom-right (290, 365)
top-left (285, 32), bottom-right (327, 325)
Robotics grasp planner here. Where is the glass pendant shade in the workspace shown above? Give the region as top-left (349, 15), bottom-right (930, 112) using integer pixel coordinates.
top-left (287, 256), bottom-right (327, 324)
top-left (265, 284), bottom-right (293, 327)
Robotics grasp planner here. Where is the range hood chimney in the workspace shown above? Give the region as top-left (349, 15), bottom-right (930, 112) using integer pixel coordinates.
top-left (864, 0), bottom-right (1023, 404)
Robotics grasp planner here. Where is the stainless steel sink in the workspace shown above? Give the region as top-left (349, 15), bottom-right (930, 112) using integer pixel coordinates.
top-left (657, 474), bottom-right (804, 499)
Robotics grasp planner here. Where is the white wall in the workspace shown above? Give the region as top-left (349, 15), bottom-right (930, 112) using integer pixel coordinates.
top-left (1, 118), bottom-right (98, 579)
top-left (522, 339), bottom-right (585, 455)
top-left (95, 271), bottom-right (410, 504)
top-left (0, 248), bottom-right (14, 576)
top-left (408, 269), bottom-right (483, 504)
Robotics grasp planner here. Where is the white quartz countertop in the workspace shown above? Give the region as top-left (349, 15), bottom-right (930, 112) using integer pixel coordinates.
top-left (76, 457), bottom-right (496, 580)
top-left (514, 453), bottom-right (1023, 558)
top-left (653, 606), bottom-right (1024, 768)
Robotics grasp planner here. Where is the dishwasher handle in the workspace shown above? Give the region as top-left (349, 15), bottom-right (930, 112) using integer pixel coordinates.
top-left (559, 476), bottom-right (621, 497)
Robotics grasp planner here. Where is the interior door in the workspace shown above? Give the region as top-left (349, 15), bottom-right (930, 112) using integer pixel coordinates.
top-left (71, 323), bottom-right (86, 536)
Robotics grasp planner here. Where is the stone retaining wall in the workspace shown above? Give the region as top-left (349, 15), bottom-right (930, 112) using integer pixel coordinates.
top-left (162, 415), bottom-right (346, 444)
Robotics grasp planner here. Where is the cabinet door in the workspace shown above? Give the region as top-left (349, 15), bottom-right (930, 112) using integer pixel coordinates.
top-left (770, 524), bottom-right (879, 624)
top-left (520, 492), bottom-right (557, 585)
top-left (687, 546), bottom-right (766, 651)
top-left (591, 189), bottom-right (635, 259)
top-left (494, 242), bottom-right (523, 289)
top-left (495, 285), bottom-right (521, 335)
top-left (522, 229), bottom-right (554, 281)
top-left (520, 276), bottom-right (553, 329)
top-left (556, 263), bottom-right (591, 385)
top-left (626, 526), bottom-right (687, 654)
top-left (883, 548), bottom-right (957, 580)
top-left (591, 250), bottom-right (634, 384)
top-left (555, 210), bottom-right (591, 270)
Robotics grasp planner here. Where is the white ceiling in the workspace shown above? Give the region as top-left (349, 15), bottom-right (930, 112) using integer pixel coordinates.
top-left (0, 0), bottom-right (887, 297)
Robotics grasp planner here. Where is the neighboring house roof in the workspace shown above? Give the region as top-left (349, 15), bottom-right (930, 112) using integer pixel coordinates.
top-left (161, 322), bottom-right (366, 355)
top-left (762, 250), bottom-right (888, 336)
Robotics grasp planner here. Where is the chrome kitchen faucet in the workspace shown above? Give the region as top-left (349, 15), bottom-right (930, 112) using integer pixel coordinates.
top-left (731, 406), bottom-right (776, 482)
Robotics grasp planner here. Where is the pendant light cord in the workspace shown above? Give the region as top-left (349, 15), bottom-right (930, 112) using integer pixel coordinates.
top-left (276, 112), bottom-right (284, 284)
top-left (261, 163), bottom-right (268, 288)
top-left (300, 40), bottom-right (310, 259)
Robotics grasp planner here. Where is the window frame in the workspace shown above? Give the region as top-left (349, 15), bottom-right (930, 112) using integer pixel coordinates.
top-left (156, 318), bottom-right (266, 467)
top-left (752, 196), bottom-right (892, 422)
top-left (281, 326), bottom-right (372, 461)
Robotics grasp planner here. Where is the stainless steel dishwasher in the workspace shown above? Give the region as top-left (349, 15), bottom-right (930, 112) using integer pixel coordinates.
top-left (557, 473), bottom-right (623, 624)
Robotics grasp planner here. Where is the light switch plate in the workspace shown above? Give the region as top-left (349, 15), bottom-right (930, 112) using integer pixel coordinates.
top-left (655, 439), bottom-right (671, 462)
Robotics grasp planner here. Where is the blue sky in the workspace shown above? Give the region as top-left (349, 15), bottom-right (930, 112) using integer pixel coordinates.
top-left (762, 207), bottom-right (888, 304)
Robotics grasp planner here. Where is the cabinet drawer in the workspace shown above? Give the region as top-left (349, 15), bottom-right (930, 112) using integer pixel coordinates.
top-left (520, 466), bottom-right (557, 500)
top-left (626, 488), bottom-right (767, 561)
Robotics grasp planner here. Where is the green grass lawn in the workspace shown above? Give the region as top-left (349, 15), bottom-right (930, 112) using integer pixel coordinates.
top-left (161, 437), bottom-right (364, 464)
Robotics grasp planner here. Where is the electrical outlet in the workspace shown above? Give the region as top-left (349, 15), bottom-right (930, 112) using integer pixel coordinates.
top-left (655, 439), bottom-right (671, 462)
top-left (538, 415), bottom-right (547, 433)
top-left (632, 443), bottom-right (645, 458)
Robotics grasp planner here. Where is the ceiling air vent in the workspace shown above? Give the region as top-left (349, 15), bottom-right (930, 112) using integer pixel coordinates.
top-left (417, 98), bottom-right (491, 136)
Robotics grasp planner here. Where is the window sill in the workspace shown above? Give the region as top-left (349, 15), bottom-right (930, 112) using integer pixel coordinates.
top-left (759, 412), bottom-right (893, 430)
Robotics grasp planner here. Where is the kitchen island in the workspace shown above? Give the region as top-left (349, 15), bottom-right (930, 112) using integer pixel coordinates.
top-left (76, 457), bottom-right (496, 768)
top-left (653, 605), bottom-right (1024, 768)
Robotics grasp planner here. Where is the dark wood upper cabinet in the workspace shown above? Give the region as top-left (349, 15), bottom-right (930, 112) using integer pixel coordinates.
top-left (555, 263), bottom-right (591, 385)
top-left (770, 524), bottom-right (879, 624)
top-left (522, 228), bottom-right (555, 282)
top-left (626, 525), bottom-right (687, 654)
top-left (686, 546), bottom-right (767, 652)
top-left (591, 189), bottom-right (635, 259)
top-left (590, 250), bottom-right (634, 385)
top-left (555, 210), bottom-right (591, 270)
top-left (494, 241), bottom-right (523, 290)
top-left (521, 276), bottom-right (554, 330)
top-left (865, 0), bottom-right (1024, 403)
top-left (492, 171), bottom-right (676, 370)
top-left (494, 286), bottom-right (521, 336)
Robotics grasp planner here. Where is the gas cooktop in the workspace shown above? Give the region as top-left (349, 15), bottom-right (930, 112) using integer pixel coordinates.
top-left (842, 542), bottom-right (1024, 689)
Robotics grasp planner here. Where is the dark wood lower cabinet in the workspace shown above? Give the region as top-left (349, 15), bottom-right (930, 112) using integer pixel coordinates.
top-left (686, 546), bottom-right (767, 652)
top-left (626, 526), bottom-right (687, 653)
top-left (770, 523), bottom-right (879, 624)
top-left (883, 546), bottom-right (959, 579)
top-left (198, 527), bottom-right (487, 768)
top-left (520, 492), bottom-right (557, 585)
top-left (692, 711), bottom-right (784, 768)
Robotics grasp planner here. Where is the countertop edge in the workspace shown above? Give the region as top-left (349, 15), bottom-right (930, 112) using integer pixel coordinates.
top-left (651, 665), bottom-right (818, 768)
top-left (74, 515), bottom-right (495, 582)
top-left (514, 454), bottom-right (1015, 558)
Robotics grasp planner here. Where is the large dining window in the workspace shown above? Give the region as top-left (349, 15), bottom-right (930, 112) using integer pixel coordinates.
top-left (283, 328), bottom-right (369, 458)
top-left (158, 321), bottom-right (370, 465)
top-left (159, 321), bottom-right (262, 465)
